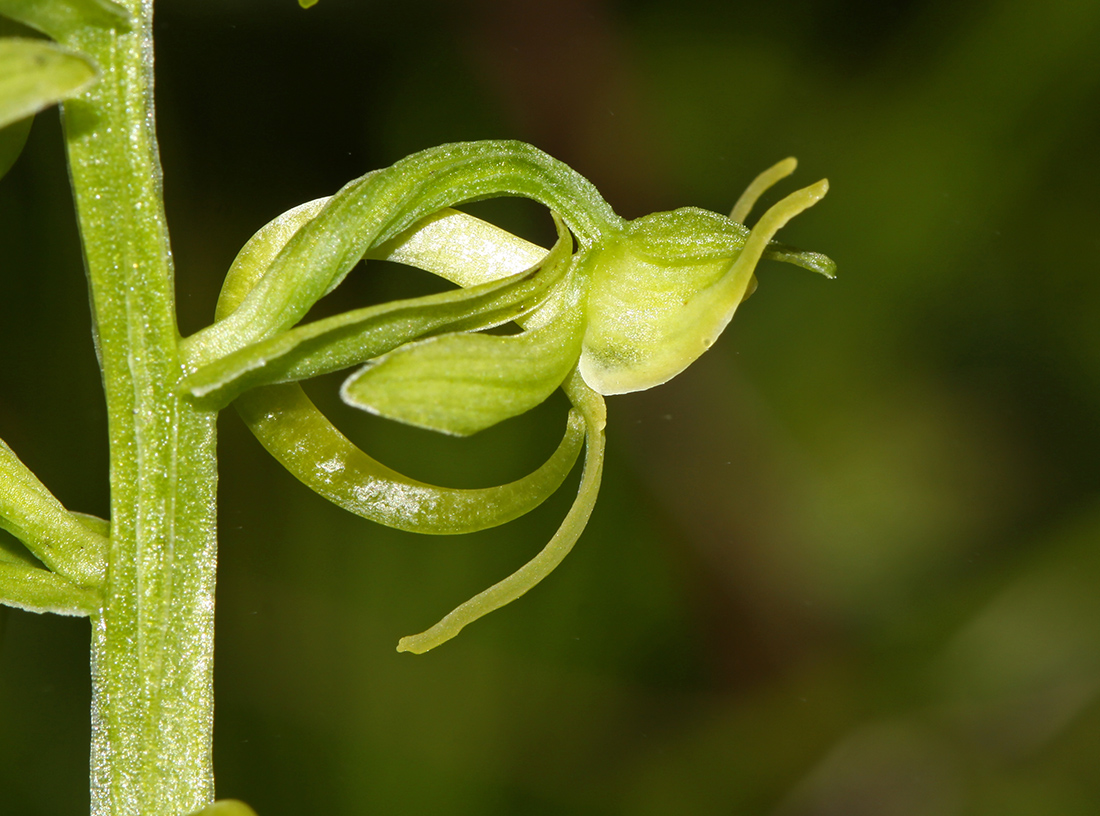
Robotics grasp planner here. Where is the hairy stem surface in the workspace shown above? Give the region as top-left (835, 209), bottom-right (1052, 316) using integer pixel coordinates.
top-left (62, 2), bottom-right (218, 814)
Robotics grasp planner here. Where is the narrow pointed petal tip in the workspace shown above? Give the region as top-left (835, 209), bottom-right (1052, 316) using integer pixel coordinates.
top-left (730, 156), bottom-right (800, 224)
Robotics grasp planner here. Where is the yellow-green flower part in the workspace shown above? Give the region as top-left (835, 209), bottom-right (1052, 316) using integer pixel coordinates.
top-left (180, 141), bottom-right (834, 653)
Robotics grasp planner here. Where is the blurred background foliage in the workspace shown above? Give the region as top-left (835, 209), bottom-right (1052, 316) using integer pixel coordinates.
top-left (2, 0), bottom-right (1100, 813)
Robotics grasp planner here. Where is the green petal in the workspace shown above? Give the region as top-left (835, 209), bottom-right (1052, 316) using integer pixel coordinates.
top-left (235, 385), bottom-right (584, 535)
top-left (181, 213), bottom-right (571, 409)
top-left (0, 37), bottom-right (96, 129)
top-left (730, 158), bottom-right (837, 278)
top-left (396, 371), bottom-right (606, 654)
top-left (0, 0), bottom-right (130, 40)
top-left (340, 256), bottom-right (585, 437)
top-left (340, 327), bottom-right (576, 437)
top-left (762, 240), bottom-right (837, 278)
top-left (210, 191), bottom-right (589, 533)
top-left (369, 206), bottom-right (548, 289)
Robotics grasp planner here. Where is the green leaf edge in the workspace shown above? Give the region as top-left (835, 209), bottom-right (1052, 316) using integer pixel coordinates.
top-left (0, 559), bottom-right (101, 615)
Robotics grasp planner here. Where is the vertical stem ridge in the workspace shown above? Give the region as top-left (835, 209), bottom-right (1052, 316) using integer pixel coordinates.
top-left (61, 3), bottom-right (219, 814)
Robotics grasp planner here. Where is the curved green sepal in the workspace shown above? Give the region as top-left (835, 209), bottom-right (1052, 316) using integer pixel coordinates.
top-left (236, 385), bottom-right (584, 534)
top-left (0, 114), bottom-right (31, 179)
top-left (205, 180), bottom-right (589, 532)
top-left (186, 140), bottom-right (621, 365)
top-left (340, 220), bottom-right (583, 437)
top-left (182, 215), bottom-right (570, 409)
top-left (0, 37), bottom-right (96, 129)
top-left (0, 0), bottom-right (130, 40)
top-left (397, 371), bottom-right (605, 653)
top-left (186, 801), bottom-right (259, 816)
top-left (183, 197), bottom-right (326, 367)
top-left (298, 0), bottom-right (318, 7)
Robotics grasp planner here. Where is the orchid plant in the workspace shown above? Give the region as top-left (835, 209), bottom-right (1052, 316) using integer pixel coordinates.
top-left (0, 1), bottom-right (833, 814)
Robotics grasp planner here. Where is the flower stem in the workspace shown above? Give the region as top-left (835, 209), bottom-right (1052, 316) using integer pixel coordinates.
top-left (62, 2), bottom-right (218, 814)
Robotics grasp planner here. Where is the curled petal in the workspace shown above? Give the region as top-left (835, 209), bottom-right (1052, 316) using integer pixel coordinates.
top-left (196, 183), bottom-right (587, 534)
top-left (370, 207), bottom-right (548, 288)
top-left (183, 141), bottom-right (621, 366)
top-left (397, 371), bottom-right (606, 653)
top-left (235, 384), bottom-right (585, 534)
top-left (181, 218), bottom-right (571, 408)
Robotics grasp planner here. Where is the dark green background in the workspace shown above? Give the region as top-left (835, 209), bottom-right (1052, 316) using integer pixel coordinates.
top-left (3, 0), bottom-right (1100, 813)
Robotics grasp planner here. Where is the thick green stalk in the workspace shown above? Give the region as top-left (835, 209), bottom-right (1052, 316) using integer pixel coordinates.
top-left (61, 2), bottom-right (218, 814)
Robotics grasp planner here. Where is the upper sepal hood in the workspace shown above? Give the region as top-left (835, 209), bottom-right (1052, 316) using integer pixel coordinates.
top-left (579, 207), bottom-right (757, 395)
top-left (579, 177), bottom-right (831, 395)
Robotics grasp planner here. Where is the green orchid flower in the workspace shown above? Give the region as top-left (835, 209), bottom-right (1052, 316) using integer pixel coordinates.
top-left (180, 140), bottom-right (834, 654)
